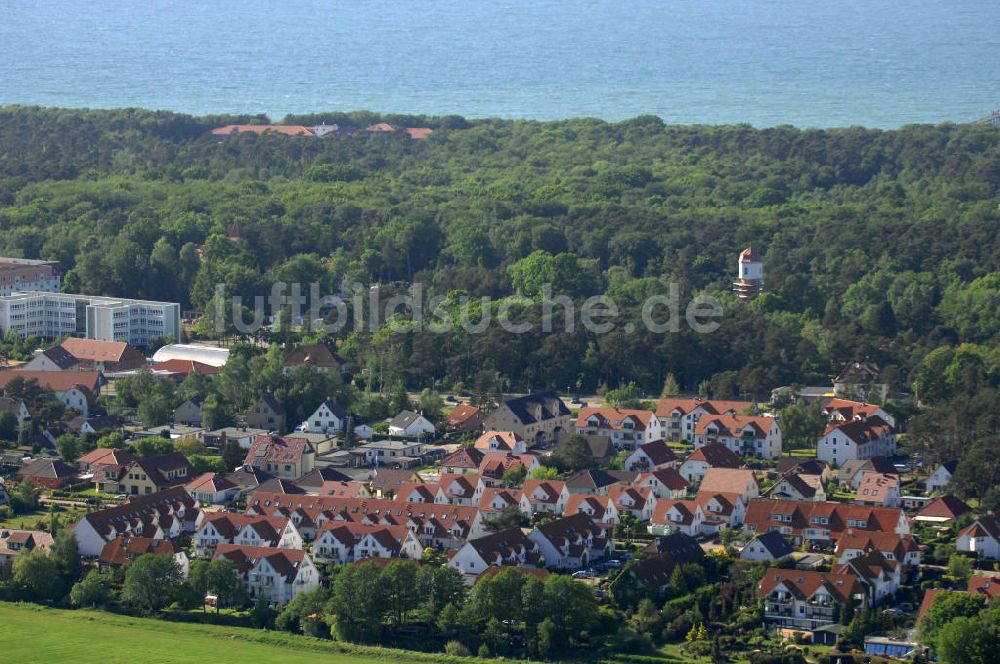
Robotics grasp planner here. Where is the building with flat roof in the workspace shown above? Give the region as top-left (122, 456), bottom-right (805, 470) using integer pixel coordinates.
top-left (0, 291), bottom-right (180, 347)
top-left (0, 257), bottom-right (61, 296)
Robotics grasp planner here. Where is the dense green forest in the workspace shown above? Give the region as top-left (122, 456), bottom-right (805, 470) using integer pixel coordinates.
top-left (1, 106), bottom-right (999, 410)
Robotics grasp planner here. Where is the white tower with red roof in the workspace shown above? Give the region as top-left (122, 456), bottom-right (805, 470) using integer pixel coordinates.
top-left (733, 247), bottom-right (764, 299)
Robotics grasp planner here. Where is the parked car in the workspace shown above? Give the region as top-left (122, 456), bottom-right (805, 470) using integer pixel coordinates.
top-left (605, 559), bottom-right (623, 568)
top-left (571, 570), bottom-right (591, 579)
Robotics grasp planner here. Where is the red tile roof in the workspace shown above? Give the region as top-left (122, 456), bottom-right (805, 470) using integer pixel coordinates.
top-left (575, 407), bottom-right (654, 430)
top-left (0, 370), bottom-right (103, 395)
top-left (686, 442), bottom-right (743, 468)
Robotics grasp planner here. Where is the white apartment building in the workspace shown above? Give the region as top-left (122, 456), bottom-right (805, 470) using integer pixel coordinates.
top-left (0, 258), bottom-right (61, 296)
top-left (0, 291), bottom-right (181, 347)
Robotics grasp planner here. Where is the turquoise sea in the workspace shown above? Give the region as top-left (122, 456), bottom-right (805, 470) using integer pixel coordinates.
top-left (0, 0), bottom-right (997, 128)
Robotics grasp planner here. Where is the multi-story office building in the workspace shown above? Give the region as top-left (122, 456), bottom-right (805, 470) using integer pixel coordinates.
top-left (0, 291), bottom-right (181, 347)
top-left (0, 258), bottom-right (61, 296)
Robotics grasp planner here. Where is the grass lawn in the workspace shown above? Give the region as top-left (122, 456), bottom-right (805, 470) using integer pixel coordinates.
top-left (0, 602), bottom-right (476, 663)
top-left (0, 503), bottom-right (88, 530)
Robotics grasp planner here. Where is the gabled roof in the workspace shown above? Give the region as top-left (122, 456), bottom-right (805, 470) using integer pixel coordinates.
top-left (834, 361), bottom-right (881, 385)
top-left (475, 430), bottom-right (523, 452)
top-left (444, 404), bottom-right (482, 428)
top-left (638, 467), bottom-right (689, 491)
top-left (747, 531), bottom-right (794, 559)
top-left (967, 575), bottom-right (1000, 601)
top-left (99, 535), bottom-right (178, 566)
top-left (283, 344), bottom-right (343, 370)
top-left (565, 469), bottom-right (621, 491)
top-left (745, 499), bottom-right (906, 540)
top-left (824, 416), bottom-right (893, 445)
top-left (369, 468), bottom-right (419, 494)
top-left (38, 346), bottom-right (79, 370)
top-left (256, 478), bottom-right (307, 494)
top-left (685, 442), bottom-right (743, 468)
top-left (564, 494), bottom-right (613, 520)
top-left (635, 440), bottom-right (678, 466)
top-left (60, 338), bottom-right (134, 363)
top-left (254, 393), bottom-right (285, 416)
top-left (294, 466), bottom-right (353, 490)
top-left (18, 457), bottom-right (75, 479)
top-left (441, 447), bottom-right (486, 469)
top-left (521, 479), bottom-right (566, 505)
top-left (695, 413), bottom-right (774, 437)
top-left (959, 515), bottom-right (1000, 541)
top-left (650, 499), bottom-right (700, 525)
top-left (77, 447), bottom-right (136, 467)
top-left (699, 468), bottom-right (758, 495)
top-left (313, 398), bottom-right (346, 419)
top-left (244, 435), bottom-right (314, 468)
top-left (132, 453), bottom-right (195, 488)
top-left (500, 391), bottom-right (570, 425)
top-left (213, 543), bottom-right (308, 582)
top-left (389, 410), bottom-right (428, 429)
top-left (80, 486), bottom-right (200, 537)
top-left (916, 495), bottom-right (971, 521)
top-left (185, 472), bottom-right (236, 493)
top-left (222, 466), bottom-right (275, 491)
top-left (758, 568), bottom-right (864, 605)
top-left (575, 407), bottom-right (654, 430)
top-left (854, 472), bottom-right (899, 502)
top-left (655, 397), bottom-right (753, 418)
top-left (834, 531), bottom-right (919, 561)
top-left (775, 457), bottom-right (829, 477)
top-left (0, 370), bottom-right (104, 395)
top-left (465, 527), bottom-right (536, 563)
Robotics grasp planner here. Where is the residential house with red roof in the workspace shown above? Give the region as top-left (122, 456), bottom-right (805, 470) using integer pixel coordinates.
top-left (243, 435), bottom-right (316, 479)
top-left (0, 370), bottom-right (104, 416)
top-left (17, 457), bottom-right (76, 489)
top-left (434, 473), bottom-right (484, 507)
top-left (0, 529), bottom-right (53, 565)
top-left (444, 404), bottom-right (484, 432)
top-left (607, 485), bottom-right (657, 521)
top-left (312, 522), bottom-right (422, 564)
top-left (564, 494), bottom-right (620, 525)
top-left (477, 487), bottom-right (523, 519)
top-left (678, 442), bottom-right (743, 483)
top-left (98, 535), bottom-right (189, 578)
top-left (116, 453), bottom-right (195, 497)
top-left (758, 568), bottom-right (868, 630)
top-left (474, 430), bottom-right (526, 454)
top-left (743, 498), bottom-right (909, 545)
top-left (914, 495), bottom-right (971, 524)
top-left (835, 549), bottom-right (901, 604)
top-left (766, 471), bottom-right (827, 502)
top-left (73, 486), bottom-right (203, 556)
top-left (817, 416), bottom-right (896, 465)
top-left (519, 479), bottom-right (569, 517)
top-left (648, 499), bottom-right (706, 537)
top-left (834, 531), bottom-right (920, 570)
top-left (823, 398), bottom-right (895, 428)
top-left (624, 440), bottom-right (679, 472)
top-left (245, 492), bottom-right (485, 549)
top-left (185, 472), bottom-right (240, 505)
top-left (575, 406), bottom-right (660, 449)
top-left (854, 472), bottom-right (901, 508)
top-left (56, 338), bottom-right (146, 372)
top-left (449, 527), bottom-right (542, 581)
top-left (478, 452), bottom-right (539, 486)
top-left (440, 447), bottom-right (485, 475)
top-left (957, 515), bottom-right (1000, 559)
top-left (634, 468), bottom-right (688, 499)
top-left (655, 397), bottom-right (753, 443)
top-left (527, 513), bottom-right (613, 569)
top-left (282, 344), bottom-right (343, 375)
top-left (693, 414), bottom-right (781, 460)
top-left (194, 513), bottom-right (302, 557)
top-left (213, 544), bottom-right (319, 604)
top-left (967, 575), bottom-right (1000, 601)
